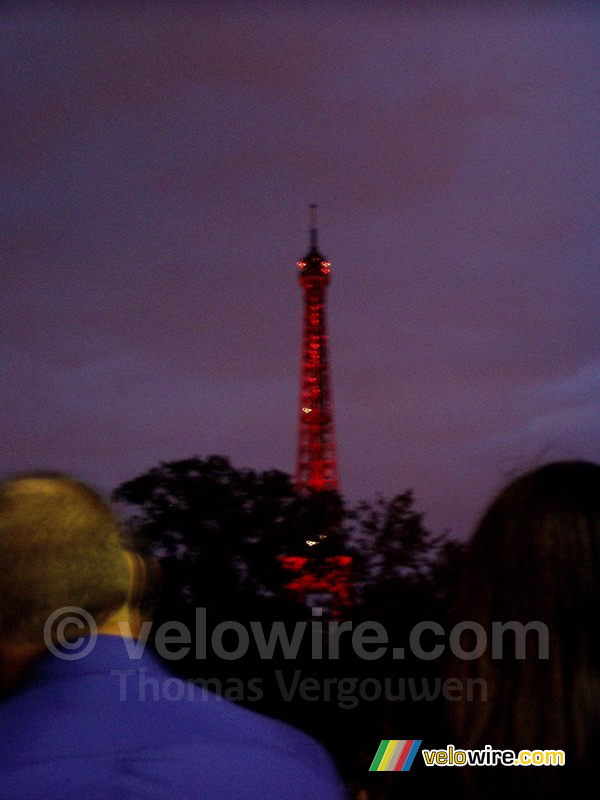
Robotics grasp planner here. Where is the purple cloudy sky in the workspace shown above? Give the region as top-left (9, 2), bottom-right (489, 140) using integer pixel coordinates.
top-left (2, 2), bottom-right (600, 537)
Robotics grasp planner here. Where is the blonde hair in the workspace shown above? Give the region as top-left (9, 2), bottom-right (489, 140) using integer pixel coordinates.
top-left (0, 473), bottom-right (129, 643)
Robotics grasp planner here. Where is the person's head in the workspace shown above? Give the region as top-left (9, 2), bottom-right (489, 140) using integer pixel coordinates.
top-left (449, 460), bottom-right (600, 792)
top-left (0, 472), bottom-right (130, 645)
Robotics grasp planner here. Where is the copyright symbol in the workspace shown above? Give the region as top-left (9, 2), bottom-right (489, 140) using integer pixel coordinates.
top-left (43, 606), bottom-right (97, 660)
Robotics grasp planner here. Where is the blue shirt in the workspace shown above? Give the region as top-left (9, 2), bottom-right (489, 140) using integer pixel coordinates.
top-left (0, 635), bottom-right (346, 800)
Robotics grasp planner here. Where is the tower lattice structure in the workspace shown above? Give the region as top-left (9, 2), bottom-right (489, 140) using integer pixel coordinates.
top-left (295, 205), bottom-right (339, 492)
top-left (278, 206), bottom-right (350, 615)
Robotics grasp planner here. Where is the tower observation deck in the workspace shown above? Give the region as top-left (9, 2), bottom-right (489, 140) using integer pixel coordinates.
top-left (295, 204), bottom-right (339, 492)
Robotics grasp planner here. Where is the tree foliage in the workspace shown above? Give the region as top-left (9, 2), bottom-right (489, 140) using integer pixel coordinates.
top-left (113, 455), bottom-right (345, 610)
top-left (348, 491), bottom-right (437, 586)
top-left (113, 454), bottom-right (462, 616)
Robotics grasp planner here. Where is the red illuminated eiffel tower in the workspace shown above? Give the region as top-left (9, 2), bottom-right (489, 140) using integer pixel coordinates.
top-left (280, 206), bottom-right (351, 614)
top-left (295, 204), bottom-right (338, 492)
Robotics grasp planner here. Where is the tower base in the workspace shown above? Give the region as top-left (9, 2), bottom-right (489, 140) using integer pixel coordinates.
top-left (278, 554), bottom-right (352, 617)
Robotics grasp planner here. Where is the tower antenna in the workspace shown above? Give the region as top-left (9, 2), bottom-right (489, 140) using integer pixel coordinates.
top-left (309, 203), bottom-right (318, 250)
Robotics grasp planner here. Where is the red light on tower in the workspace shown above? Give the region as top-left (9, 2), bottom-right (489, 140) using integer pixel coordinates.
top-left (295, 204), bottom-right (339, 492)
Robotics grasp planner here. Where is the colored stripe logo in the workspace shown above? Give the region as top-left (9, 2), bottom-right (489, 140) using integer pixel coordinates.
top-left (369, 739), bottom-right (422, 772)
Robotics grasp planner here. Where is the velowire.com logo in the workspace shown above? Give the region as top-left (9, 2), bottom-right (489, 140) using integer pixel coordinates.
top-left (369, 740), bottom-right (422, 772)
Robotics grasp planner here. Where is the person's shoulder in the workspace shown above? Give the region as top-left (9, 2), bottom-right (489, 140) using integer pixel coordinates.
top-left (137, 659), bottom-right (346, 798)
top-left (0, 641), bottom-right (347, 800)
top-left (180, 680), bottom-right (345, 794)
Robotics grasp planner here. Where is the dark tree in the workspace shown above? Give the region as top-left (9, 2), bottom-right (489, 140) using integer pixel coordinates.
top-left (348, 491), bottom-right (439, 592)
top-left (428, 535), bottom-right (466, 607)
top-left (112, 455), bottom-right (347, 613)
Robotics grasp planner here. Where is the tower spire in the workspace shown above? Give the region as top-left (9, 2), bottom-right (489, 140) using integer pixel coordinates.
top-left (309, 203), bottom-right (319, 251)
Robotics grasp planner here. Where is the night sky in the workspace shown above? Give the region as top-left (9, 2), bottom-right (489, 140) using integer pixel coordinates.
top-left (3, 3), bottom-right (600, 537)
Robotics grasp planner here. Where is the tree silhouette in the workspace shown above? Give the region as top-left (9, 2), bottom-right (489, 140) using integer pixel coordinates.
top-left (347, 490), bottom-right (440, 596)
top-left (112, 455), bottom-right (347, 613)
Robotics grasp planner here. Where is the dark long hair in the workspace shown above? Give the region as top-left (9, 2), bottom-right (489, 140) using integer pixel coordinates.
top-left (448, 461), bottom-right (600, 795)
